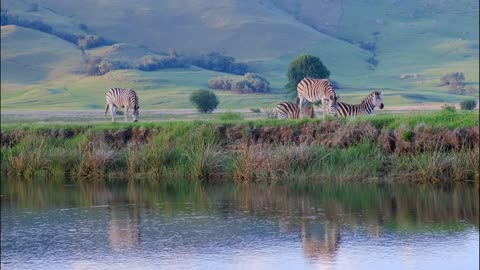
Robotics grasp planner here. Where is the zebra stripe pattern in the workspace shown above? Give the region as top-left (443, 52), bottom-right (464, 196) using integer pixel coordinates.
top-left (276, 101), bottom-right (315, 119)
top-left (297, 77), bottom-right (338, 118)
top-left (105, 88), bottom-right (140, 122)
top-left (329, 91), bottom-right (384, 117)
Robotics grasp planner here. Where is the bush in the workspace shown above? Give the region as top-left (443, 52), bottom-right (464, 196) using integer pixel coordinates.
top-left (285, 54), bottom-right (330, 96)
top-left (190, 89), bottom-right (219, 113)
top-left (440, 72), bottom-right (465, 94)
top-left (232, 73), bottom-right (270, 93)
top-left (441, 104), bottom-right (456, 113)
top-left (460, 99), bottom-right (477, 110)
top-left (137, 55), bottom-right (187, 71)
top-left (84, 56), bottom-right (131, 76)
top-left (189, 52), bottom-right (248, 75)
top-left (78, 35), bottom-right (113, 50)
top-left (208, 73), bottom-right (270, 93)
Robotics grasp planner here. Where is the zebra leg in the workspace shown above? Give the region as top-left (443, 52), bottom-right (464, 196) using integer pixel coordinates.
top-left (124, 107), bottom-right (128, 122)
top-left (298, 97), bottom-right (305, 118)
top-left (321, 97), bottom-right (327, 119)
top-left (111, 105), bottom-right (117, 123)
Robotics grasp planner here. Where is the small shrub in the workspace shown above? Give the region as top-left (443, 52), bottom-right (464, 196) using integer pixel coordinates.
top-left (441, 104), bottom-right (456, 113)
top-left (250, 108), bottom-right (261, 113)
top-left (460, 99), bottom-right (477, 110)
top-left (190, 89), bottom-right (219, 113)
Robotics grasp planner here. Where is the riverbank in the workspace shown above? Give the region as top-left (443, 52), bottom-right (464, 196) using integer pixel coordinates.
top-left (1, 109), bottom-right (478, 183)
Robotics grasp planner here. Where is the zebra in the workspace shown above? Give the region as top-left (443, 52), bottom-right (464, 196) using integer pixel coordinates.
top-left (105, 88), bottom-right (140, 122)
top-left (276, 101), bottom-right (315, 119)
top-left (329, 91), bottom-right (384, 117)
top-left (297, 77), bottom-right (338, 118)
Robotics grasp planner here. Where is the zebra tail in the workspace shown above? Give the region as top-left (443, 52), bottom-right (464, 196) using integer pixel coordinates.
top-left (105, 104), bottom-right (109, 118)
top-left (296, 96), bottom-right (300, 106)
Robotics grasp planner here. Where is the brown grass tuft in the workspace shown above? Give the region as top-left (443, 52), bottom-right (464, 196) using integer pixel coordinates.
top-left (331, 123), bottom-right (378, 148)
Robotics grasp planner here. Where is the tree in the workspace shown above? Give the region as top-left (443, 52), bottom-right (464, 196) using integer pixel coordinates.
top-left (190, 89), bottom-right (219, 113)
top-left (285, 54), bottom-right (330, 96)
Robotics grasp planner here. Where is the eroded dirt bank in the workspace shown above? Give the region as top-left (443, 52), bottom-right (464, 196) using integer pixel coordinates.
top-left (2, 121), bottom-right (478, 153)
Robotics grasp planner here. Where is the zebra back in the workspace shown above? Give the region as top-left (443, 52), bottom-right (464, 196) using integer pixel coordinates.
top-left (297, 77), bottom-right (337, 104)
top-left (276, 101), bottom-right (314, 119)
top-left (106, 88), bottom-right (139, 110)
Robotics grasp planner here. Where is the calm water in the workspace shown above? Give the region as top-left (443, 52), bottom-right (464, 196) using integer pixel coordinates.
top-left (1, 180), bottom-right (478, 270)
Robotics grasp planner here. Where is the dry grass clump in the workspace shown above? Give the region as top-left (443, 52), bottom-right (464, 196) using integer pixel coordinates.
top-left (1, 130), bottom-right (25, 147)
top-left (331, 123), bottom-right (378, 148)
top-left (75, 136), bottom-right (115, 180)
top-left (450, 146), bottom-right (480, 182)
top-left (378, 129), bottom-right (396, 153)
top-left (186, 141), bottom-right (226, 181)
top-left (4, 139), bottom-right (50, 179)
top-left (393, 124), bottom-right (414, 154)
top-left (232, 143), bottom-right (320, 182)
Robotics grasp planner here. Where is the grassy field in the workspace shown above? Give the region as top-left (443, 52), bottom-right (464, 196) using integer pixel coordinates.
top-left (1, 1), bottom-right (478, 111)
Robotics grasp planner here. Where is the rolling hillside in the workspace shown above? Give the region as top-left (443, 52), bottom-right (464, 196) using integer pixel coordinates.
top-left (1, 0), bottom-right (479, 111)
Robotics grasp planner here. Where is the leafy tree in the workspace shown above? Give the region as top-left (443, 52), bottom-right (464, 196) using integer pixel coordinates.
top-left (190, 89), bottom-right (219, 113)
top-left (285, 54), bottom-right (330, 96)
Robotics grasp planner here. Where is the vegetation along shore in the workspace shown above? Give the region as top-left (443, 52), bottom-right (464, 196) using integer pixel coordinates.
top-left (1, 107), bottom-right (478, 183)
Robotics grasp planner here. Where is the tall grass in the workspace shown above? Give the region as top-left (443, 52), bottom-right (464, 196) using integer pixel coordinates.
top-left (1, 111), bottom-right (478, 182)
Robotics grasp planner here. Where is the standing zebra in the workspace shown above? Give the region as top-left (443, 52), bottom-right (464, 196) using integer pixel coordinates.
top-left (105, 88), bottom-right (140, 122)
top-left (276, 101), bottom-right (315, 119)
top-left (297, 77), bottom-right (338, 118)
top-left (329, 91), bottom-right (384, 117)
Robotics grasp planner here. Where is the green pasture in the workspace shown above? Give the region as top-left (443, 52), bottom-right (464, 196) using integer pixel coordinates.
top-left (1, 0), bottom-right (478, 111)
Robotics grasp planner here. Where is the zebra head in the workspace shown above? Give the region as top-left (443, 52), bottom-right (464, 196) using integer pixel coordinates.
top-left (329, 95), bottom-right (339, 116)
top-left (133, 105), bottom-right (139, 122)
top-left (373, 91), bottom-right (384, 109)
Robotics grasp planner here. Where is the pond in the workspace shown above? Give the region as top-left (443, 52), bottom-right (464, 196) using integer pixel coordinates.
top-left (1, 180), bottom-right (478, 270)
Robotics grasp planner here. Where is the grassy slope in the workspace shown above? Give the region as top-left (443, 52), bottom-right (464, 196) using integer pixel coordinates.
top-left (1, 0), bottom-right (478, 111)
top-left (0, 25), bottom-right (83, 84)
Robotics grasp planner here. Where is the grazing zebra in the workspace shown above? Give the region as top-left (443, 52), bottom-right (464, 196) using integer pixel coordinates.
top-left (276, 101), bottom-right (315, 119)
top-left (297, 77), bottom-right (338, 118)
top-left (329, 91), bottom-right (384, 117)
top-left (105, 88), bottom-right (140, 122)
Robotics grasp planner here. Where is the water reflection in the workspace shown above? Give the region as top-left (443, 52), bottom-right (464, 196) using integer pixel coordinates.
top-left (1, 180), bottom-right (478, 270)
top-left (108, 205), bottom-right (142, 250)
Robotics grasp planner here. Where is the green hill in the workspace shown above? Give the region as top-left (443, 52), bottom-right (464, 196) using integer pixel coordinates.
top-left (1, 0), bottom-right (478, 111)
